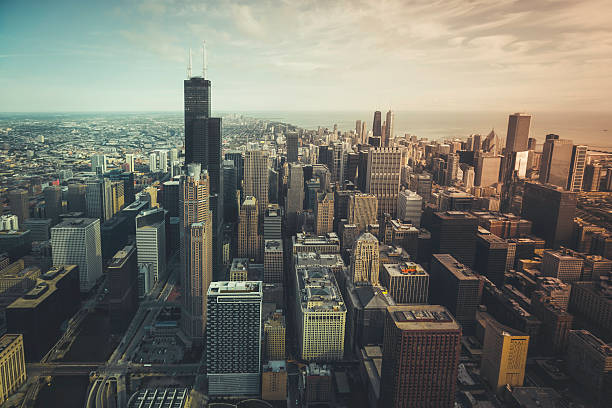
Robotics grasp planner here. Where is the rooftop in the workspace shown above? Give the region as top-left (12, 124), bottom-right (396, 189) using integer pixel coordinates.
top-left (388, 305), bottom-right (460, 331)
top-left (383, 262), bottom-right (428, 277)
top-left (433, 254), bottom-right (480, 280)
top-left (53, 218), bottom-right (98, 229)
top-left (208, 280), bottom-right (262, 296)
top-left (296, 265), bottom-right (345, 313)
top-left (0, 334), bottom-right (21, 354)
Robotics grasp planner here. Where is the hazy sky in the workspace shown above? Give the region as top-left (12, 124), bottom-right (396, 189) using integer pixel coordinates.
top-left (1, 0), bottom-right (611, 112)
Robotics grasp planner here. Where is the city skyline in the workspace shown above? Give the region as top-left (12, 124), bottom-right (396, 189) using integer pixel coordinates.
top-left (2, 0), bottom-right (612, 112)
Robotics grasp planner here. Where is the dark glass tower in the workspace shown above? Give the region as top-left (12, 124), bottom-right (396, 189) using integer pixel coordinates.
top-left (184, 76), bottom-right (224, 280)
top-left (372, 110), bottom-right (382, 137)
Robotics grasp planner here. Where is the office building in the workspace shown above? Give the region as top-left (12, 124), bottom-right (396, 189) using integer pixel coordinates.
top-left (91, 154), bottom-right (107, 174)
top-left (380, 262), bottom-right (429, 304)
top-left (0, 334), bottom-right (26, 405)
top-left (222, 160), bottom-right (238, 223)
top-left (244, 150), bottom-right (269, 215)
top-left (351, 233), bottom-right (380, 285)
top-left (521, 182), bottom-right (576, 248)
top-left (429, 211), bottom-right (478, 267)
top-left (568, 145), bottom-right (588, 192)
top-left (86, 177), bottom-right (112, 222)
top-left (51, 218), bottom-right (102, 292)
top-left (107, 245), bottom-right (138, 333)
top-left (264, 311), bottom-right (286, 361)
top-left (67, 183), bottom-right (87, 213)
top-left (229, 258), bottom-right (248, 281)
top-left (262, 361), bottom-right (287, 401)
top-left (475, 232), bottom-right (509, 287)
top-left (430, 254), bottom-right (482, 332)
top-left (315, 192), bottom-right (334, 235)
top-left (161, 180), bottom-right (180, 218)
top-left (105, 170), bottom-right (136, 206)
top-left (8, 189), bottom-right (29, 224)
top-left (480, 315), bottom-right (529, 393)
top-left (566, 330), bottom-right (612, 407)
top-left (43, 185), bottom-right (62, 224)
top-left (292, 232), bottom-right (340, 255)
top-left (384, 110), bottom-right (394, 147)
top-left (366, 147), bottom-right (402, 218)
top-left (295, 265), bottom-right (346, 361)
top-left (287, 131), bottom-right (299, 163)
top-left (136, 208), bottom-right (167, 283)
top-left (0, 215), bottom-right (19, 233)
top-left (541, 249), bottom-right (583, 283)
top-left (531, 293), bottom-right (574, 355)
top-left (6, 265), bottom-right (80, 360)
top-left (372, 111), bottom-right (382, 137)
top-left (475, 155), bottom-right (502, 187)
top-left (206, 281), bottom-right (263, 396)
top-left (409, 173), bottom-right (432, 203)
top-left (22, 218), bottom-right (51, 242)
top-left (380, 305), bottom-right (461, 408)
top-left (397, 190), bottom-right (422, 227)
top-left (238, 196), bottom-right (261, 262)
top-left (539, 134), bottom-right (574, 188)
top-left (348, 193), bottom-right (378, 232)
top-left (505, 113), bottom-right (531, 153)
top-left (286, 163), bottom-right (304, 233)
top-left (264, 240), bottom-right (283, 283)
top-left (569, 275), bottom-right (612, 341)
top-left (180, 164), bottom-right (213, 339)
top-left (263, 204), bottom-right (282, 241)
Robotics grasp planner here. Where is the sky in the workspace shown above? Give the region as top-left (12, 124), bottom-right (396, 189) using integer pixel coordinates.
top-left (1, 0), bottom-right (612, 112)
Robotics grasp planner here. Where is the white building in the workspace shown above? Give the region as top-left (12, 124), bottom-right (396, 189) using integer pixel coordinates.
top-left (136, 208), bottom-right (167, 287)
top-left (397, 190), bottom-right (422, 227)
top-left (51, 218), bottom-right (103, 292)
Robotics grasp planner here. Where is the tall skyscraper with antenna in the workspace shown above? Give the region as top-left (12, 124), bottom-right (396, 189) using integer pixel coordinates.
top-left (184, 43), bottom-right (224, 280)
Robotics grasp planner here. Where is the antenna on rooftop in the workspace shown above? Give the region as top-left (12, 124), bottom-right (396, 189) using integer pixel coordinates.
top-left (187, 48), bottom-right (192, 79)
top-left (202, 40), bottom-right (207, 78)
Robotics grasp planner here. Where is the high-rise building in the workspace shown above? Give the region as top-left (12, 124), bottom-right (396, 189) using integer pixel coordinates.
top-left (136, 208), bottom-right (167, 284)
top-left (295, 265), bottom-right (346, 361)
top-left (286, 163), bottom-right (304, 233)
top-left (264, 311), bottom-right (286, 361)
top-left (380, 262), bottom-right (429, 304)
top-left (184, 69), bottom-right (223, 281)
top-left (384, 110), bottom-right (394, 147)
top-left (8, 189), bottom-right (29, 224)
top-left (161, 180), bottom-right (180, 218)
top-left (222, 160), bottom-right (238, 223)
top-left (91, 154), bottom-right (107, 174)
top-left (51, 218), bottom-right (102, 292)
top-left (429, 211), bottom-right (478, 267)
top-left (521, 182), bottom-right (577, 248)
top-left (314, 192), bottom-right (334, 235)
top-left (261, 361), bottom-right (287, 401)
top-left (238, 196), bottom-right (261, 262)
top-left (348, 193), bottom-right (378, 232)
top-left (475, 155), bottom-right (502, 187)
top-left (409, 173), bottom-right (432, 203)
top-left (264, 240), bottom-right (283, 283)
top-left (475, 232), bottom-right (509, 287)
top-left (67, 183), bottom-right (87, 213)
top-left (505, 113), bottom-right (531, 153)
top-left (287, 131), bottom-right (299, 163)
top-left (244, 150), bottom-right (269, 215)
top-left (397, 190), bottom-right (422, 227)
top-left (43, 186), bottom-right (62, 224)
top-left (225, 151), bottom-right (244, 193)
top-left (125, 153), bottom-right (135, 172)
top-left (541, 249), bottom-right (584, 283)
top-left (566, 330), bottom-right (612, 408)
top-left (206, 281), bottom-right (263, 397)
top-left (539, 134), bottom-right (574, 188)
top-left (180, 164), bottom-right (213, 339)
top-left (351, 233), bottom-right (380, 285)
top-left (568, 145), bottom-right (588, 192)
top-left (107, 245), bottom-right (138, 333)
top-left (263, 204), bottom-right (282, 241)
top-left (480, 315), bottom-right (529, 393)
top-left (372, 111), bottom-right (382, 137)
top-left (366, 147), bottom-right (402, 218)
top-left (380, 305), bottom-right (461, 408)
top-left (86, 177), bottom-right (112, 222)
top-left (0, 334), bottom-right (26, 405)
top-left (430, 254), bottom-right (482, 332)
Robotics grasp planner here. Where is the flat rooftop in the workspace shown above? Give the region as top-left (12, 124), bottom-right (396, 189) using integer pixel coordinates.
top-left (53, 218), bottom-right (98, 229)
top-left (296, 266), bottom-right (345, 313)
top-left (0, 334), bottom-right (21, 354)
top-left (383, 262), bottom-right (428, 277)
top-left (388, 305), bottom-right (460, 331)
top-left (208, 280), bottom-right (262, 296)
top-left (433, 254), bottom-right (480, 280)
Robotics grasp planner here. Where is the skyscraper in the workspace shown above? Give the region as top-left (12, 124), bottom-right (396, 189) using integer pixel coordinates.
top-left (380, 262), bottom-right (429, 304)
top-left (350, 233), bottom-right (380, 285)
top-left (86, 177), bottom-right (112, 222)
top-left (238, 196), bottom-right (261, 261)
top-left (314, 192), bottom-right (334, 235)
top-left (51, 218), bottom-right (103, 292)
top-left (180, 164), bottom-right (213, 339)
top-left (384, 110), bottom-right (394, 147)
top-left (67, 184), bottom-right (87, 213)
top-left (206, 281), bottom-right (263, 397)
top-left (222, 159), bottom-right (238, 223)
top-left (539, 134), bottom-right (574, 188)
top-left (480, 314), bottom-right (529, 393)
top-left (184, 59), bottom-right (223, 280)
top-left (568, 145), bottom-right (588, 192)
top-left (372, 111), bottom-right (382, 137)
top-left (107, 244), bottom-right (138, 333)
top-left (380, 305), bottom-right (461, 408)
top-left (8, 189), bottom-right (29, 224)
top-left (43, 186), bottom-right (62, 224)
top-left (244, 150), bottom-right (269, 216)
top-left (347, 193), bottom-right (378, 232)
top-left (429, 211), bottom-right (478, 267)
top-left (505, 113), bottom-right (531, 153)
top-left (285, 163), bottom-right (304, 233)
top-left (397, 190), bottom-right (422, 227)
top-left (136, 207), bottom-right (167, 284)
top-left (475, 232), bottom-right (509, 287)
top-left (125, 153), bottom-right (134, 172)
top-left (366, 147), bottom-right (402, 218)
top-left (91, 154), bottom-right (107, 174)
top-left (521, 182), bottom-right (577, 248)
top-left (287, 131), bottom-right (299, 163)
